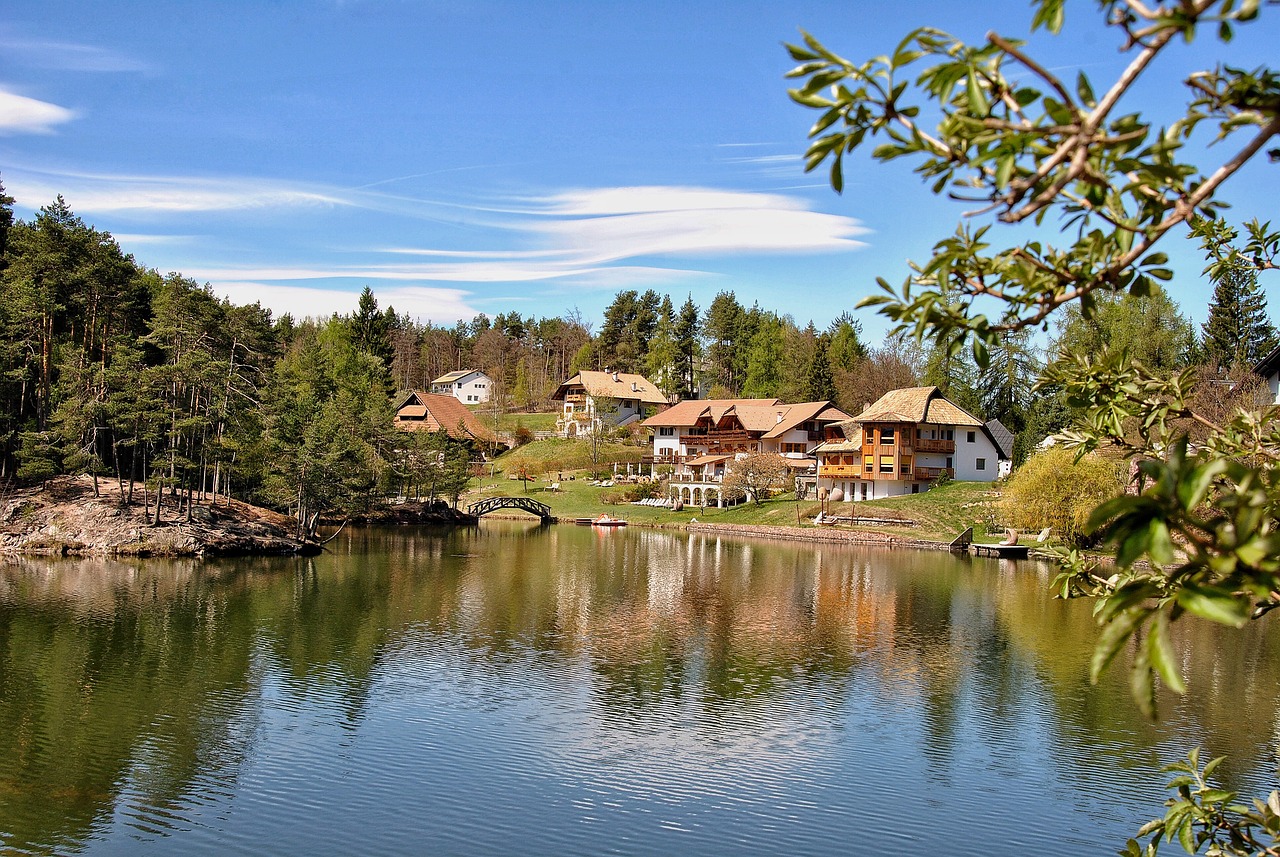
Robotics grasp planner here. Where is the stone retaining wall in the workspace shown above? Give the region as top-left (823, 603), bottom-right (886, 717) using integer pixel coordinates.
top-left (684, 523), bottom-right (955, 552)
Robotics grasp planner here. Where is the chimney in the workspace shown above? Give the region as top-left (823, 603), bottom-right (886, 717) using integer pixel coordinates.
top-left (776, 412), bottom-right (784, 424)
top-left (631, 381), bottom-right (638, 392)
top-left (613, 371), bottom-right (619, 382)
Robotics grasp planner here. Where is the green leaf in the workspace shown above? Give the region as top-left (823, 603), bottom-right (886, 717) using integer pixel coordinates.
top-left (1148, 611), bottom-right (1187, 695)
top-left (1146, 519), bottom-right (1175, 566)
top-left (966, 69), bottom-right (989, 115)
top-left (1176, 584), bottom-right (1250, 628)
top-left (1130, 633), bottom-right (1156, 718)
top-left (1076, 71), bottom-right (1095, 106)
top-left (1091, 607), bottom-right (1145, 683)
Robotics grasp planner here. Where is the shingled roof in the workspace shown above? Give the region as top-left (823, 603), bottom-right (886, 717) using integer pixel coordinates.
top-left (641, 398), bottom-right (850, 433)
top-left (393, 391), bottom-right (495, 442)
top-left (854, 386), bottom-right (984, 427)
top-left (550, 370), bottom-right (669, 406)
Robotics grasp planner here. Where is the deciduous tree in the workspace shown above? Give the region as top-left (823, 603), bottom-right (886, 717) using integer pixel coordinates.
top-left (787, 2), bottom-right (1280, 849)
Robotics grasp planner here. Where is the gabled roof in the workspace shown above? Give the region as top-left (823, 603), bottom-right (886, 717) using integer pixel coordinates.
top-left (760, 400), bottom-right (850, 438)
top-left (854, 386), bottom-right (984, 428)
top-left (985, 419), bottom-right (1016, 460)
top-left (393, 390), bottom-right (495, 442)
top-left (641, 398), bottom-right (779, 428)
top-left (431, 369), bottom-right (488, 385)
top-left (550, 370), bottom-right (669, 406)
top-left (642, 397), bottom-right (850, 438)
top-left (1254, 341), bottom-right (1280, 379)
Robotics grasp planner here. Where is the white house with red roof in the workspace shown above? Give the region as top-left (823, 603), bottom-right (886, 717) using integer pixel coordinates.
top-left (640, 398), bottom-right (850, 507)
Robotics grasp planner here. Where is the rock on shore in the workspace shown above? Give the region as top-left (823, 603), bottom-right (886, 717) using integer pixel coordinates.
top-left (0, 476), bottom-right (321, 557)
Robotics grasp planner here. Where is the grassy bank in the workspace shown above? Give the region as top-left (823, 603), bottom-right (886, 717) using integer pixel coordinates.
top-left (462, 465), bottom-right (1007, 543)
top-left (486, 437), bottom-right (647, 478)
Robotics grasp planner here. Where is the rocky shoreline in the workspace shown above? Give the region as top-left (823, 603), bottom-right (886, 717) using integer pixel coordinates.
top-left (0, 476), bottom-right (322, 557)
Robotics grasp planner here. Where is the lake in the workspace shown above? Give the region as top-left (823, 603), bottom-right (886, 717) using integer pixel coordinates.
top-left (0, 521), bottom-right (1276, 856)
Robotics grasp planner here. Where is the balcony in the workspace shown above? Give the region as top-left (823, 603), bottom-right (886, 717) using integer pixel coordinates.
top-left (817, 464), bottom-right (861, 478)
top-left (669, 472), bottom-right (724, 484)
top-left (915, 438), bottom-right (955, 454)
top-left (914, 466), bottom-right (954, 481)
top-left (680, 429), bottom-right (753, 445)
top-left (563, 393), bottom-right (586, 404)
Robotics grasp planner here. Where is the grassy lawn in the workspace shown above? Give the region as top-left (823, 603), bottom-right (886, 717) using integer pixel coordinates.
top-left (487, 437), bottom-right (647, 478)
top-left (461, 463), bottom-right (1007, 542)
top-left (475, 411), bottom-right (561, 434)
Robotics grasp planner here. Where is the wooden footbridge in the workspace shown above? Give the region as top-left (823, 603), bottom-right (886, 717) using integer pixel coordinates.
top-left (465, 495), bottom-right (553, 522)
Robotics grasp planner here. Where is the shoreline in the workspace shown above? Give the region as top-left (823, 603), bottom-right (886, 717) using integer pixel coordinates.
top-left (474, 513), bottom-right (1055, 559)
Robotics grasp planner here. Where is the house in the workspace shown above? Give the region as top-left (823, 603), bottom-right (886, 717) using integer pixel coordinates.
top-left (550, 370), bottom-right (669, 438)
top-left (640, 398), bottom-right (851, 507)
top-left (1253, 342), bottom-right (1280, 404)
top-left (986, 419), bottom-right (1016, 477)
top-left (430, 369), bottom-right (493, 404)
top-left (812, 386), bottom-right (1006, 502)
top-left (393, 390), bottom-right (496, 443)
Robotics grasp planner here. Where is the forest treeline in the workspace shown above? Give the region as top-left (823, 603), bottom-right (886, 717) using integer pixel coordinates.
top-left (1, 182), bottom-right (1275, 530)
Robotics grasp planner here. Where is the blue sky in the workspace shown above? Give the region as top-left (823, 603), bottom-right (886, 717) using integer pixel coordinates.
top-left (1, 1), bottom-right (1275, 338)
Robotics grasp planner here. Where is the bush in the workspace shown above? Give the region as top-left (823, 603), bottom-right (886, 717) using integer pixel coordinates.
top-left (512, 423), bottom-right (534, 446)
top-left (999, 447), bottom-right (1125, 546)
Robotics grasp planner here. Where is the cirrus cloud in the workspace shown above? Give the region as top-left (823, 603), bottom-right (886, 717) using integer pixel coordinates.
top-left (0, 88), bottom-right (75, 134)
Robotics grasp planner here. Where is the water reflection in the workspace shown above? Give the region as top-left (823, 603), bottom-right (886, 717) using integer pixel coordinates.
top-left (0, 524), bottom-right (1276, 856)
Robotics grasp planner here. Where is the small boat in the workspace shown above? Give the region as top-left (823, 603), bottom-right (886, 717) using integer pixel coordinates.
top-left (576, 514), bottom-right (628, 527)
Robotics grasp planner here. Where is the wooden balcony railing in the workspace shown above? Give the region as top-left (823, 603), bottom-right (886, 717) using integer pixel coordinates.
top-left (914, 466), bottom-right (954, 481)
top-left (817, 464), bottom-right (861, 477)
top-left (915, 438), bottom-right (955, 454)
top-left (681, 429), bottom-right (753, 444)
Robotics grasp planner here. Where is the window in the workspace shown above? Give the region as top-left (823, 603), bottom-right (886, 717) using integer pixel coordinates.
top-left (782, 442), bottom-right (806, 454)
top-left (879, 455), bottom-right (894, 473)
top-left (944, 429), bottom-right (954, 441)
top-left (880, 427), bottom-right (895, 444)
top-left (967, 431), bottom-right (976, 443)
top-left (864, 455), bottom-right (874, 473)
top-left (659, 427), bottom-right (674, 437)
top-left (977, 458), bottom-right (986, 471)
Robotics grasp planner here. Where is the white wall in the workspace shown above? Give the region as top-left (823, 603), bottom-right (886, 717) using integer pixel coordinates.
top-left (952, 427), bottom-right (1000, 482)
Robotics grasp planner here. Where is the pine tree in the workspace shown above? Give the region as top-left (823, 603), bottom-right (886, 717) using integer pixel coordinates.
top-left (674, 296), bottom-right (700, 399)
top-left (805, 332), bottom-right (837, 401)
top-left (1201, 266), bottom-right (1278, 369)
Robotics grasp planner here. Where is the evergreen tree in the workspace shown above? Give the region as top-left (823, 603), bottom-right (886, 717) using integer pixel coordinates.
top-left (674, 295), bottom-right (700, 399)
top-left (350, 286), bottom-right (394, 368)
top-left (805, 332), bottom-right (837, 401)
top-left (742, 313), bottom-right (785, 398)
top-left (703, 291), bottom-right (745, 394)
top-left (827, 312), bottom-right (867, 371)
top-left (1201, 266), bottom-right (1278, 369)
top-left (645, 296), bottom-right (680, 400)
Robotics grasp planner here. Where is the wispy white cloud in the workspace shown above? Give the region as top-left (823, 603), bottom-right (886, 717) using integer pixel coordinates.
top-left (0, 88), bottom-right (75, 134)
top-left (528, 186), bottom-right (868, 262)
top-left (210, 282), bottom-right (479, 323)
top-left (6, 168), bottom-right (346, 212)
top-left (184, 261), bottom-right (707, 285)
top-left (111, 233), bottom-right (197, 247)
top-left (0, 36), bottom-right (151, 73)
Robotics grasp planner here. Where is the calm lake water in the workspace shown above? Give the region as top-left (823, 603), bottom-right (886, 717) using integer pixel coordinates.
top-left (0, 521), bottom-right (1276, 856)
